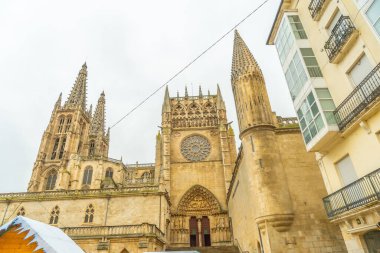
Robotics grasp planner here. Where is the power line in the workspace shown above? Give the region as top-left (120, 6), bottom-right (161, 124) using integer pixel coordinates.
top-left (110, 0), bottom-right (271, 129)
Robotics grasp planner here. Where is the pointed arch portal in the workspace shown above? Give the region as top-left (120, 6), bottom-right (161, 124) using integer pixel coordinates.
top-left (177, 185), bottom-right (221, 215)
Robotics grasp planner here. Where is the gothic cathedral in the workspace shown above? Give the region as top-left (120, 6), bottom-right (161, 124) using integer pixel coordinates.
top-left (0, 31), bottom-right (347, 253)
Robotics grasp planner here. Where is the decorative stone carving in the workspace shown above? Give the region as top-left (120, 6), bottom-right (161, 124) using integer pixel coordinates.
top-left (180, 135), bottom-right (211, 162)
top-left (177, 185), bottom-right (221, 215)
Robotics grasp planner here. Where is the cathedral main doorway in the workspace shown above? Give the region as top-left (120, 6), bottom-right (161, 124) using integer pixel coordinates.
top-left (171, 185), bottom-right (231, 248)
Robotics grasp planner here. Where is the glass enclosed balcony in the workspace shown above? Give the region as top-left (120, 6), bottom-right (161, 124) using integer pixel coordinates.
top-left (324, 16), bottom-right (358, 63)
top-left (334, 63), bottom-right (380, 130)
top-left (323, 168), bottom-right (380, 218)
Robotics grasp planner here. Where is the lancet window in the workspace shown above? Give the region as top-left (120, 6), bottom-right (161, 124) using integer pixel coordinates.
top-left (89, 140), bottom-right (95, 156)
top-left (57, 116), bottom-right (65, 133)
top-left (65, 116), bottom-right (72, 132)
top-left (58, 137), bottom-right (66, 159)
top-left (105, 168), bottom-right (113, 178)
top-left (84, 204), bottom-right (94, 223)
top-left (45, 170), bottom-right (58, 190)
top-left (49, 206), bottom-right (60, 224)
top-left (82, 166), bottom-right (93, 186)
top-left (51, 138), bottom-right (60, 160)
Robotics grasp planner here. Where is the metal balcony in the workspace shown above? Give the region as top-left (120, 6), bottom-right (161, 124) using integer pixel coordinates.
top-left (333, 63), bottom-right (380, 130)
top-left (324, 16), bottom-right (357, 63)
top-left (309, 0), bottom-right (328, 20)
top-left (323, 168), bottom-right (380, 218)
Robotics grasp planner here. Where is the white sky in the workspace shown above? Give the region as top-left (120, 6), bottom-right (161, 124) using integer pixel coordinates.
top-left (0, 0), bottom-right (294, 192)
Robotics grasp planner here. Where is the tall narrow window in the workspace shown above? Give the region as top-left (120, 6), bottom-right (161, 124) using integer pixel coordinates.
top-left (336, 155), bottom-right (358, 186)
top-left (84, 204), bottom-right (94, 223)
top-left (349, 54), bottom-right (373, 86)
top-left (49, 206), bottom-right (60, 224)
top-left (57, 117), bottom-right (65, 133)
top-left (316, 88), bottom-right (337, 125)
top-left (58, 137), bottom-right (66, 159)
top-left (45, 170), bottom-right (58, 190)
top-left (275, 18), bottom-right (295, 64)
top-left (89, 140), bottom-right (95, 156)
top-left (366, 0), bottom-right (380, 36)
top-left (300, 48), bottom-right (323, 77)
top-left (51, 138), bottom-right (60, 160)
top-left (65, 116), bottom-right (72, 133)
top-left (327, 10), bottom-right (342, 35)
top-left (82, 167), bottom-right (93, 186)
top-left (105, 168), bottom-right (113, 178)
top-left (288, 15), bottom-right (307, 39)
top-left (17, 207), bottom-right (26, 216)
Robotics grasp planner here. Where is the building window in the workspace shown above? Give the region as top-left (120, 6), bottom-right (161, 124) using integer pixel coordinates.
top-left (336, 155), bottom-right (358, 186)
top-left (105, 168), bottom-right (113, 178)
top-left (297, 92), bottom-right (325, 144)
top-left (285, 51), bottom-right (308, 100)
top-left (288, 15), bottom-right (307, 39)
top-left (65, 116), bottom-right (72, 133)
top-left (300, 48), bottom-right (323, 77)
top-left (82, 167), bottom-right (93, 186)
top-left (327, 10), bottom-right (343, 35)
top-left (57, 117), bottom-right (65, 133)
top-left (84, 204), bottom-right (94, 223)
top-left (58, 137), bottom-right (66, 159)
top-left (51, 138), bottom-right (60, 160)
top-left (348, 54), bottom-right (373, 86)
top-left (17, 207), bottom-right (25, 216)
top-left (315, 88), bottom-right (337, 125)
top-left (275, 18), bottom-right (295, 64)
top-left (89, 140), bottom-right (95, 156)
top-left (365, 0), bottom-right (380, 36)
top-left (49, 206), bottom-right (60, 224)
top-left (45, 170), bottom-right (58, 190)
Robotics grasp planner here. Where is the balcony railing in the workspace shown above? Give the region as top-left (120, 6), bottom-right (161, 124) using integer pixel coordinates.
top-left (323, 168), bottom-right (380, 218)
top-left (334, 63), bottom-right (380, 130)
top-left (324, 16), bottom-right (356, 62)
top-left (61, 223), bottom-right (165, 240)
top-left (308, 0), bottom-right (327, 19)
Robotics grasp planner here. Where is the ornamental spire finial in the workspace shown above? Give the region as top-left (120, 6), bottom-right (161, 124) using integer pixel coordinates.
top-left (64, 63), bottom-right (87, 110)
top-left (90, 92), bottom-right (106, 135)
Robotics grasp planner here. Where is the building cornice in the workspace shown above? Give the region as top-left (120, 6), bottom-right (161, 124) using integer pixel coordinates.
top-left (0, 186), bottom-right (163, 202)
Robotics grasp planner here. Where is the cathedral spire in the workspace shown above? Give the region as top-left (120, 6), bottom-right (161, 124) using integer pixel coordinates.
top-left (185, 86), bottom-right (189, 98)
top-left (216, 84), bottom-right (226, 110)
top-left (232, 30), bottom-right (262, 80)
top-left (54, 93), bottom-right (62, 111)
top-left (199, 86), bottom-right (203, 98)
top-left (162, 86), bottom-right (171, 113)
top-left (64, 63), bottom-right (87, 110)
top-left (90, 91), bottom-right (106, 135)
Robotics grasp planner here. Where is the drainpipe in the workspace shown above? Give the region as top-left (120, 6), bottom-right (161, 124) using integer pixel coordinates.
top-left (1, 200), bottom-right (11, 226)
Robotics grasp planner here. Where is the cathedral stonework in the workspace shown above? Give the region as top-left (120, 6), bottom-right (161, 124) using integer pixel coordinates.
top-left (0, 31), bottom-right (347, 253)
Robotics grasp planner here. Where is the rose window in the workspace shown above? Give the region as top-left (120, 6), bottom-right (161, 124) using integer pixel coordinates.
top-left (181, 135), bottom-right (211, 161)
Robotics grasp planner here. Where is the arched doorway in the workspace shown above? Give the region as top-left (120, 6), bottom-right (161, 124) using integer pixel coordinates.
top-left (364, 230), bottom-right (380, 253)
top-left (172, 185), bottom-right (229, 247)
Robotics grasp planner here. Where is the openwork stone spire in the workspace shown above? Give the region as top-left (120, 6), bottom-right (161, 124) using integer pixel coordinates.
top-left (216, 84), bottom-right (226, 110)
top-left (162, 86), bottom-right (171, 113)
top-left (231, 30), bottom-right (262, 80)
top-left (90, 91), bottom-right (106, 135)
top-left (64, 63), bottom-right (87, 110)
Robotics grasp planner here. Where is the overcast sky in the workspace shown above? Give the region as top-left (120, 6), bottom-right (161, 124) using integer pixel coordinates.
top-left (0, 0), bottom-right (294, 192)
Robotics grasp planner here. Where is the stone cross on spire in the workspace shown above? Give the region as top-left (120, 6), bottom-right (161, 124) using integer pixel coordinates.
top-left (231, 30), bottom-right (262, 80)
top-left (90, 91), bottom-right (106, 135)
top-left (64, 63), bottom-right (88, 110)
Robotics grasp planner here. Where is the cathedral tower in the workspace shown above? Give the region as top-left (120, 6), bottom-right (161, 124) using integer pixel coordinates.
top-left (28, 63), bottom-right (109, 192)
top-left (230, 30), bottom-right (294, 236)
top-left (159, 86), bottom-right (236, 247)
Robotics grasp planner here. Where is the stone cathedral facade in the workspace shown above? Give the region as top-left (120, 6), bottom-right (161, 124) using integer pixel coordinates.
top-left (0, 31), bottom-right (348, 253)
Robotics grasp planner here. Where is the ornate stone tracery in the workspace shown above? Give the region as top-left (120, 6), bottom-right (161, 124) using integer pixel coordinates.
top-left (180, 135), bottom-right (211, 162)
top-left (177, 185), bottom-right (221, 215)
